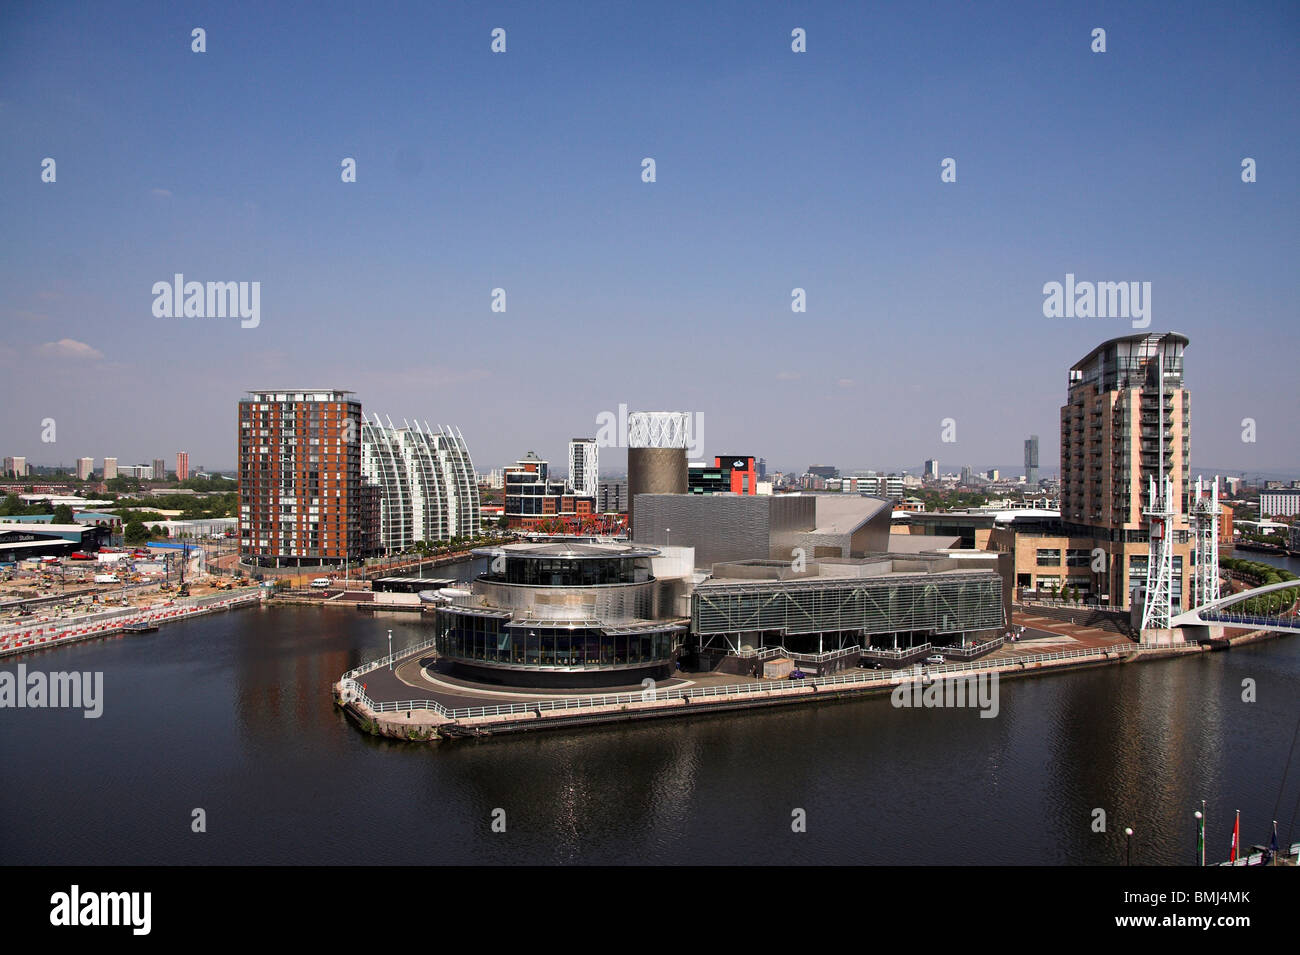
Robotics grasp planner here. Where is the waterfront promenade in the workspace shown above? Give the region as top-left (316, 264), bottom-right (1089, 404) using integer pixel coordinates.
top-left (336, 608), bottom-right (1277, 742)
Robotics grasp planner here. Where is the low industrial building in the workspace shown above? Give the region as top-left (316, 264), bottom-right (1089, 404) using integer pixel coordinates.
top-left (0, 522), bottom-right (112, 562)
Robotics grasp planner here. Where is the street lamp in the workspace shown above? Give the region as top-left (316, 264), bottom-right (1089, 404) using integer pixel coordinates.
top-left (1194, 811), bottom-right (1204, 867)
top-left (665, 527), bottom-right (670, 547)
top-left (1125, 827), bottom-right (1134, 866)
top-left (388, 628), bottom-right (393, 669)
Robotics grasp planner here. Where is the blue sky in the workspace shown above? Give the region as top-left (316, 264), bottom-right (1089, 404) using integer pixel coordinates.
top-left (1, 1), bottom-right (1296, 477)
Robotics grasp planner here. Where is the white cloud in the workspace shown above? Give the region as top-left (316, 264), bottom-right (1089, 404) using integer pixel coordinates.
top-left (150, 188), bottom-right (173, 198)
top-left (776, 370), bottom-right (800, 381)
top-left (38, 338), bottom-right (104, 360)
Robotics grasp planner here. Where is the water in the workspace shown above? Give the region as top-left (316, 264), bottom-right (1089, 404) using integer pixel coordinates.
top-left (2, 596), bottom-right (1298, 865)
top-left (1244, 550), bottom-right (1300, 576)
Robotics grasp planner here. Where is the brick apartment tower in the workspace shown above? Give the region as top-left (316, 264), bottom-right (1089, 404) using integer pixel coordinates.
top-left (238, 390), bottom-right (363, 567)
top-left (1059, 333), bottom-right (1193, 612)
top-left (176, 451), bottom-right (190, 482)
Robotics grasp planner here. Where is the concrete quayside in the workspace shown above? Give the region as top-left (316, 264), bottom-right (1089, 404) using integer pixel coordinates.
top-left (334, 626), bottom-right (1283, 743)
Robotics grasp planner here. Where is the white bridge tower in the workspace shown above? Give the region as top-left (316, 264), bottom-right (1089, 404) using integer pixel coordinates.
top-left (1190, 476), bottom-right (1222, 609)
top-left (1141, 474), bottom-right (1177, 631)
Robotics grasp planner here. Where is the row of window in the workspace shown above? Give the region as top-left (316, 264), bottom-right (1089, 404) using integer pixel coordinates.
top-left (439, 615), bottom-right (678, 667)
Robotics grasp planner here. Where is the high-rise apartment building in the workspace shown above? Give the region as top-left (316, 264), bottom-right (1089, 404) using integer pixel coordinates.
top-left (1058, 333), bottom-right (1192, 613)
top-left (238, 390), bottom-right (363, 567)
top-left (103, 457), bottom-right (118, 480)
top-left (3, 456), bottom-right (27, 479)
top-left (176, 451), bottom-right (190, 482)
top-left (153, 458), bottom-right (167, 481)
top-left (568, 438), bottom-right (599, 499)
top-left (360, 416), bottom-right (481, 553)
top-left (76, 457), bottom-right (94, 481)
top-left (1024, 435), bottom-right (1039, 486)
top-left (923, 459), bottom-right (939, 481)
top-left (992, 333), bottom-right (1194, 612)
top-left (598, 480), bottom-right (627, 514)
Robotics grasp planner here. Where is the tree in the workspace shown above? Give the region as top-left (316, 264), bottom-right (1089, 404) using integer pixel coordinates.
top-left (124, 519), bottom-right (149, 544)
top-left (52, 504), bottom-right (75, 524)
top-left (0, 493), bottom-right (20, 517)
top-left (150, 525), bottom-right (165, 539)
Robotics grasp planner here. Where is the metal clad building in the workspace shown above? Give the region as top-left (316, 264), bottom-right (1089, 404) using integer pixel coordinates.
top-left (626, 411), bottom-right (690, 536)
top-left (633, 493), bottom-right (808, 567)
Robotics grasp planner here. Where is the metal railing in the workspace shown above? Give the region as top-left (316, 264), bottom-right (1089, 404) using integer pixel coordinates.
top-left (786, 646), bottom-right (862, 664)
top-left (1201, 611), bottom-right (1300, 629)
top-left (341, 635), bottom-right (442, 682)
top-left (339, 638), bottom-right (1139, 723)
top-left (860, 642), bottom-right (932, 660)
top-left (932, 636), bottom-right (1005, 658)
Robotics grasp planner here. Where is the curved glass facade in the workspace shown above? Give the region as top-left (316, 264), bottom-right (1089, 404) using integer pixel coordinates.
top-left (428, 542), bottom-right (684, 686)
top-left (483, 554), bottom-right (652, 587)
top-left (438, 610), bottom-right (680, 669)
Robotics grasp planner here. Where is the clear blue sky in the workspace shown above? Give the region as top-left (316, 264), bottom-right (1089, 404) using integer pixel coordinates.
top-left (2, 1), bottom-right (1296, 477)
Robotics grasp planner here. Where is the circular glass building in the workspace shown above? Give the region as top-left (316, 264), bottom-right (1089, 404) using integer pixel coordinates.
top-left (422, 542), bottom-right (687, 688)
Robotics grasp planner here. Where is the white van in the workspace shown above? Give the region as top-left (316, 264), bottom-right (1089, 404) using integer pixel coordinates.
top-left (94, 574), bottom-right (121, 584)
top-left (310, 578), bottom-right (332, 589)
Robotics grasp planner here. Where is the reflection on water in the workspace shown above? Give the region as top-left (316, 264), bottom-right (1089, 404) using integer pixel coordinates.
top-left (0, 599), bottom-right (1296, 865)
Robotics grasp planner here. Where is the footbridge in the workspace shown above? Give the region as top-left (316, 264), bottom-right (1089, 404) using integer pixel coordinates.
top-left (1170, 579), bottom-right (1300, 638)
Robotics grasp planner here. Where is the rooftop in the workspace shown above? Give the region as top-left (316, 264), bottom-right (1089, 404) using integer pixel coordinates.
top-left (473, 541), bottom-right (660, 560)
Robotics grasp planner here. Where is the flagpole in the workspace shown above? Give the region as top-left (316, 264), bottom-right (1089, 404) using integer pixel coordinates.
top-left (1229, 809), bottom-right (1240, 864)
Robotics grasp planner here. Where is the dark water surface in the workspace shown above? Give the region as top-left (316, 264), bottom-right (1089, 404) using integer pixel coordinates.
top-left (2, 598), bottom-right (1298, 865)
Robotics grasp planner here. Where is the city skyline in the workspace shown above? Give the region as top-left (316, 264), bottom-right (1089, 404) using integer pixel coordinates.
top-left (1, 3), bottom-right (1296, 474)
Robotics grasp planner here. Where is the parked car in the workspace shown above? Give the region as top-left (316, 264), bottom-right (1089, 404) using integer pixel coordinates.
top-left (788, 669), bottom-right (807, 680)
top-left (857, 658), bottom-right (884, 669)
top-left (925, 654), bottom-right (946, 665)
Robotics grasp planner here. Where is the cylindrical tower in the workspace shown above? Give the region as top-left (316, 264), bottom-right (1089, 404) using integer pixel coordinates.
top-left (626, 411), bottom-right (690, 536)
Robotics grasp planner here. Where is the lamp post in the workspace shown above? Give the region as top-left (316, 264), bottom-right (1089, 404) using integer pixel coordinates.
top-left (1194, 811), bottom-right (1204, 867)
top-left (665, 527), bottom-right (671, 547)
top-left (388, 628), bottom-right (393, 669)
top-left (1201, 800), bottom-right (1207, 867)
top-left (1125, 827), bottom-right (1134, 866)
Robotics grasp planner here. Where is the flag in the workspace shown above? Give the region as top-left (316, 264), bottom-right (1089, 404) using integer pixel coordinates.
top-left (1229, 810), bottom-right (1240, 863)
top-left (1263, 820), bottom-right (1279, 866)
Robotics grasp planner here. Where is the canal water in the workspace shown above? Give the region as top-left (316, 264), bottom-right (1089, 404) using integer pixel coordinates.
top-left (2, 558), bottom-right (1298, 865)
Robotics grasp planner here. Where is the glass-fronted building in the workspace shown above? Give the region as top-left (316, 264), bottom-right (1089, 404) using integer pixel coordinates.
top-left (692, 565), bottom-right (1005, 655)
top-left (425, 542), bottom-right (688, 688)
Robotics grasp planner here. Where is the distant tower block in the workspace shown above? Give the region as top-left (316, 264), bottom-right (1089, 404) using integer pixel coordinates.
top-left (1191, 476), bottom-right (1222, 608)
top-left (627, 412), bottom-right (689, 536)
